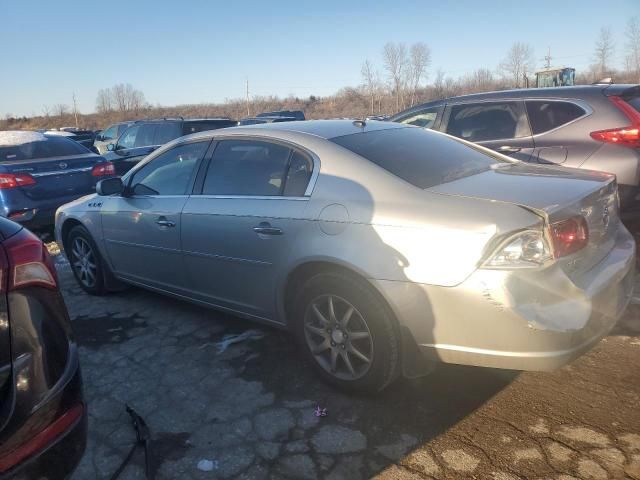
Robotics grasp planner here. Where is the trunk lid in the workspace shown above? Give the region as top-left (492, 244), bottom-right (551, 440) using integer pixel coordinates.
top-left (429, 162), bottom-right (620, 276)
top-left (0, 153), bottom-right (101, 200)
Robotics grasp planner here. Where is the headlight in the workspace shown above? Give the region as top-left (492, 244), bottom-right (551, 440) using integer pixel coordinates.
top-left (483, 230), bottom-right (552, 269)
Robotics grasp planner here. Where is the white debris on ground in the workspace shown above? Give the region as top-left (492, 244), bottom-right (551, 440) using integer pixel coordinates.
top-left (196, 459), bottom-right (218, 471)
top-left (0, 130), bottom-right (47, 146)
top-left (214, 329), bottom-right (265, 354)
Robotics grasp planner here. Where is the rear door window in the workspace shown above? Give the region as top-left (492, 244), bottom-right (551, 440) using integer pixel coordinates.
top-left (153, 123), bottom-right (182, 145)
top-left (331, 127), bottom-right (501, 189)
top-left (134, 124), bottom-right (156, 147)
top-left (525, 101), bottom-right (586, 134)
top-left (446, 102), bottom-right (530, 142)
top-left (203, 140), bottom-right (292, 196)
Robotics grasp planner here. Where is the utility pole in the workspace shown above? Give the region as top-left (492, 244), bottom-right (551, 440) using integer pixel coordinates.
top-left (71, 92), bottom-right (79, 129)
top-left (544, 47), bottom-right (552, 69)
top-left (245, 78), bottom-right (250, 117)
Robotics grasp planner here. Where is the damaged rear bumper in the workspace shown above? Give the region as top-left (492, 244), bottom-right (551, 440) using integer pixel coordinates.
top-left (374, 226), bottom-right (636, 372)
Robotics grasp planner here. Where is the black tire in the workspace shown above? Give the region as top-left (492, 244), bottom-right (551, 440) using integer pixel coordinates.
top-left (292, 272), bottom-right (400, 394)
top-left (66, 225), bottom-right (108, 295)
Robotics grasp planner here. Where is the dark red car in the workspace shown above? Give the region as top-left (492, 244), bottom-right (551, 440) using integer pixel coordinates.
top-left (0, 217), bottom-right (86, 479)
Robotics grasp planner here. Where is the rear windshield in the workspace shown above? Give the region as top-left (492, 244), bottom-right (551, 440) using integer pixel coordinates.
top-left (330, 127), bottom-right (502, 189)
top-left (0, 135), bottom-right (88, 162)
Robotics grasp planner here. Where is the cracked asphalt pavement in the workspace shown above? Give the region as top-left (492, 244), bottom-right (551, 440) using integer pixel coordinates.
top-left (43, 236), bottom-right (640, 480)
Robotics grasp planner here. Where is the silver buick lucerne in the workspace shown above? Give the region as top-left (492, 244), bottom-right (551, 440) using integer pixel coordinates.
top-left (55, 120), bottom-right (635, 392)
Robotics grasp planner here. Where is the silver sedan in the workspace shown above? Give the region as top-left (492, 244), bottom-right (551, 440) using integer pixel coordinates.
top-left (55, 120), bottom-right (635, 392)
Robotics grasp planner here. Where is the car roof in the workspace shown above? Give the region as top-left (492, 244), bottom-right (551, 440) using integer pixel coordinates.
top-left (221, 119), bottom-right (405, 139)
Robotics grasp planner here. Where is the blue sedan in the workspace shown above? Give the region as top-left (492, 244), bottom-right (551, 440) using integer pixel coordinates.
top-left (0, 131), bottom-right (115, 228)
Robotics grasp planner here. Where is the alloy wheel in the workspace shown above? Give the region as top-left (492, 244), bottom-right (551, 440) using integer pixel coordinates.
top-left (303, 294), bottom-right (374, 381)
top-left (71, 237), bottom-right (97, 288)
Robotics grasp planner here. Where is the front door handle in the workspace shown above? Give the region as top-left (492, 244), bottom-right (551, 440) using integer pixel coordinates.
top-left (498, 145), bottom-right (521, 154)
top-left (253, 222), bottom-right (283, 236)
top-left (156, 217), bottom-right (176, 228)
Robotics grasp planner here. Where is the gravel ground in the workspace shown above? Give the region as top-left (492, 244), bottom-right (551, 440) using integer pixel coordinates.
top-left (44, 235), bottom-right (640, 480)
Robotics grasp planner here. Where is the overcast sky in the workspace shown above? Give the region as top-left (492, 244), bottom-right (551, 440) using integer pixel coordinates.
top-left (1, 0), bottom-right (637, 117)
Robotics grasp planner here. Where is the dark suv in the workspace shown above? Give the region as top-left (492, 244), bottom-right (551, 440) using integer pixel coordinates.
top-left (391, 84), bottom-right (640, 208)
top-left (103, 117), bottom-right (237, 175)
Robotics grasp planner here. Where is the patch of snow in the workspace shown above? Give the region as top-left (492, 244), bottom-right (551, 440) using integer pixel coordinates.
top-left (44, 130), bottom-right (75, 137)
top-left (0, 130), bottom-right (47, 146)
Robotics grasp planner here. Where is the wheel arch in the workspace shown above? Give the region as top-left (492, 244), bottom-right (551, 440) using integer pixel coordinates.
top-left (60, 218), bottom-right (84, 255)
top-left (280, 258), bottom-right (435, 379)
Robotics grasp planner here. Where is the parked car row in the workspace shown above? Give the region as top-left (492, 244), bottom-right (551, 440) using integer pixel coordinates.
top-left (1, 85), bottom-right (637, 477)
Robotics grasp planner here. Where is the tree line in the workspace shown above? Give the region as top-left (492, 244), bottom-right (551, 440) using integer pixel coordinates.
top-left (2, 17), bottom-right (639, 131)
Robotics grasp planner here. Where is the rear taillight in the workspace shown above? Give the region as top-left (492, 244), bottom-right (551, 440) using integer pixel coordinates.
top-left (0, 403), bottom-right (84, 473)
top-left (1, 228), bottom-right (57, 291)
top-left (0, 173), bottom-right (36, 189)
top-left (590, 96), bottom-right (640, 148)
top-left (91, 162), bottom-right (115, 177)
top-left (549, 216), bottom-right (589, 258)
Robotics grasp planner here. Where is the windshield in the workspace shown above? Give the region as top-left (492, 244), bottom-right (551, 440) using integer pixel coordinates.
top-left (330, 127), bottom-right (504, 189)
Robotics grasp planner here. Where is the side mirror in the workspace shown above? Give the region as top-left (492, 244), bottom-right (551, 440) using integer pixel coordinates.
top-left (106, 143), bottom-right (115, 151)
top-left (95, 135), bottom-right (103, 141)
top-left (96, 177), bottom-right (124, 196)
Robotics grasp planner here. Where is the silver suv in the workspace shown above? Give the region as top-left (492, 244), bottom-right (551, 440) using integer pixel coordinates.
top-left (391, 84), bottom-right (640, 208)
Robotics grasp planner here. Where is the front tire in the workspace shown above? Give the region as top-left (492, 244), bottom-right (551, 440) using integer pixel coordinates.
top-left (292, 272), bottom-right (400, 393)
top-left (67, 225), bottom-right (107, 295)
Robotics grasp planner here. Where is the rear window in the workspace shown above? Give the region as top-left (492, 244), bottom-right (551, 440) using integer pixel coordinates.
top-left (0, 135), bottom-right (88, 162)
top-left (330, 127), bottom-right (502, 189)
top-left (525, 101), bottom-right (586, 135)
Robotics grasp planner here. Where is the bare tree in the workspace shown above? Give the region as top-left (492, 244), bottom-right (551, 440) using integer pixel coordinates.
top-left (53, 104), bottom-right (69, 118)
top-left (96, 88), bottom-right (114, 114)
top-left (408, 42), bottom-right (431, 107)
top-left (626, 17), bottom-right (640, 83)
top-left (383, 42), bottom-right (408, 111)
top-left (361, 60), bottom-right (378, 114)
top-left (41, 105), bottom-right (51, 118)
top-left (593, 26), bottom-right (615, 78)
top-left (499, 42), bottom-right (535, 88)
top-left (108, 83), bottom-right (146, 114)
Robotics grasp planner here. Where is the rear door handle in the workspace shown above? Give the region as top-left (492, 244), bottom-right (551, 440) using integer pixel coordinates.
top-left (156, 217), bottom-right (176, 228)
top-left (498, 145), bottom-right (521, 153)
top-left (253, 222), bottom-right (283, 235)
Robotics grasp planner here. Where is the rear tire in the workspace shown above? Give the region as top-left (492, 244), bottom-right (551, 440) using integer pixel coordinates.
top-left (67, 225), bottom-right (108, 295)
top-left (292, 272), bottom-right (400, 394)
